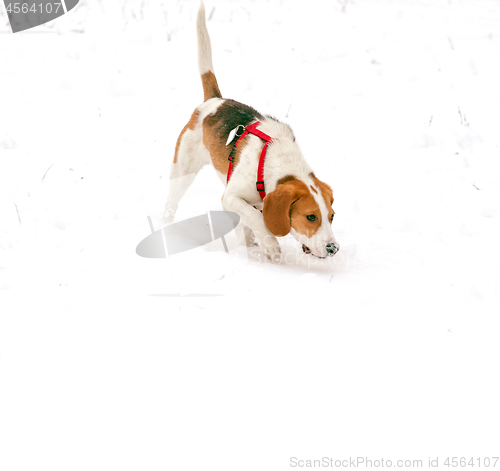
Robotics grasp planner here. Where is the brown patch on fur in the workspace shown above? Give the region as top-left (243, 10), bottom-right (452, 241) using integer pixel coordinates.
top-left (203, 99), bottom-right (263, 175)
top-left (263, 179), bottom-right (322, 237)
top-left (173, 110), bottom-right (199, 163)
top-left (277, 175), bottom-right (297, 186)
top-left (201, 71), bottom-right (222, 101)
top-left (310, 172), bottom-right (335, 223)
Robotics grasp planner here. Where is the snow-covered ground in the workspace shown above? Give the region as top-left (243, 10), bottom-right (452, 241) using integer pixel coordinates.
top-left (1, 1), bottom-right (499, 469)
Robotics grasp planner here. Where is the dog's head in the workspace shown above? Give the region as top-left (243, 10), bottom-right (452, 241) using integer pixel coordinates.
top-left (263, 174), bottom-right (340, 258)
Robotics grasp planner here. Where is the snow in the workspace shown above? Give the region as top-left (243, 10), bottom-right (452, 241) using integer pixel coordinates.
top-left (1, 1), bottom-right (499, 469)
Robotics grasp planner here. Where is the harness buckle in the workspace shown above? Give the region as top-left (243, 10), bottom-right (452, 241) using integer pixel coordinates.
top-left (256, 181), bottom-right (265, 192)
top-left (234, 125), bottom-right (245, 137)
top-left (225, 125), bottom-right (246, 146)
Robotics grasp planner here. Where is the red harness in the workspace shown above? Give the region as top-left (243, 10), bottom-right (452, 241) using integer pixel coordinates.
top-left (226, 121), bottom-right (273, 200)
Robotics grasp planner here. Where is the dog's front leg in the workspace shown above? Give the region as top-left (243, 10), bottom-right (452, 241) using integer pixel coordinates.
top-left (222, 193), bottom-right (281, 262)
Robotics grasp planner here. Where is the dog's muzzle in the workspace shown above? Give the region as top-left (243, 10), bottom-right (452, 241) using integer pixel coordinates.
top-left (302, 243), bottom-right (340, 258)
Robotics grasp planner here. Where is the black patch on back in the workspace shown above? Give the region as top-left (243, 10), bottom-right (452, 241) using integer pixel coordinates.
top-left (205, 99), bottom-right (264, 144)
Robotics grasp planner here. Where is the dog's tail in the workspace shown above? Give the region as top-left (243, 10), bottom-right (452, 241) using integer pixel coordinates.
top-left (197, 1), bottom-right (222, 101)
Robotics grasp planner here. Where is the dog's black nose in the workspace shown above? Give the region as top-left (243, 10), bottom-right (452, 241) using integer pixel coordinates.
top-left (326, 243), bottom-right (340, 256)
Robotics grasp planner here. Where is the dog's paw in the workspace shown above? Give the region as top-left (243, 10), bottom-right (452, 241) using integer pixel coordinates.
top-left (162, 202), bottom-right (179, 226)
top-left (243, 225), bottom-right (258, 247)
top-left (162, 216), bottom-right (173, 226)
top-left (259, 234), bottom-right (281, 263)
top-left (267, 250), bottom-right (282, 263)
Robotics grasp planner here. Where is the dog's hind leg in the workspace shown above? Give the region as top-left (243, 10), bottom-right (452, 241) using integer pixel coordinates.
top-left (162, 111), bottom-right (207, 224)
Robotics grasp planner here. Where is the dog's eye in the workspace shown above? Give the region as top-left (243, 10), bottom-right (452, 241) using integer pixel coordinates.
top-left (306, 214), bottom-right (316, 222)
top-left (330, 214), bottom-right (334, 223)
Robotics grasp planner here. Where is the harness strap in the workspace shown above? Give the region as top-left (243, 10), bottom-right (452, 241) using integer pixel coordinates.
top-left (226, 121), bottom-right (273, 200)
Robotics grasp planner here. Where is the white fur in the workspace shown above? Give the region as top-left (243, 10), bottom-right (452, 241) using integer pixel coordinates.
top-left (197, 1), bottom-right (215, 76)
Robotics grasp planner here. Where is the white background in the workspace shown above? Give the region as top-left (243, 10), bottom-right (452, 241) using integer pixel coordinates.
top-left (1, 1), bottom-right (499, 470)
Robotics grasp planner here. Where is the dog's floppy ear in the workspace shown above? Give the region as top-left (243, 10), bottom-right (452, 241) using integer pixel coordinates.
top-left (263, 179), bottom-right (305, 237)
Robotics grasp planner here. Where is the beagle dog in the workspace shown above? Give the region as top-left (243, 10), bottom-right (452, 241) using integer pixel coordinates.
top-left (163, 2), bottom-right (340, 261)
